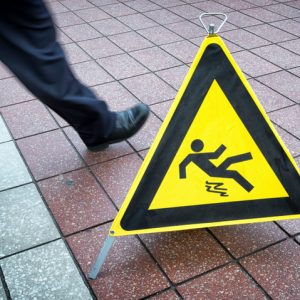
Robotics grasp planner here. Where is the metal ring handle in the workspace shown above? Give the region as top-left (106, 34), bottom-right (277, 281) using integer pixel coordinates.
top-left (199, 13), bottom-right (228, 35)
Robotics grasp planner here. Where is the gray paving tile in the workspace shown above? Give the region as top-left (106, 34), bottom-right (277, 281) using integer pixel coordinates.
top-left (0, 63), bottom-right (12, 80)
top-left (53, 11), bottom-right (84, 27)
top-left (169, 4), bottom-right (202, 20)
top-left (0, 142), bottom-right (32, 191)
top-left (118, 13), bottom-right (158, 30)
top-left (90, 18), bottom-right (131, 36)
top-left (74, 7), bottom-right (110, 22)
top-left (226, 11), bottom-right (262, 27)
top-left (144, 9), bottom-right (185, 25)
top-left (0, 116), bottom-right (11, 144)
top-left (241, 7), bottom-right (285, 22)
top-left (289, 67), bottom-right (300, 77)
top-left (125, 0), bottom-right (160, 12)
top-left (271, 19), bottom-right (300, 37)
top-left (233, 51), bottom-right (280, 77)
top-left (269, 105), bottom-right (300, 138)
top-left (266, 3), bottom-right (300, 18)
top-left (60, 0), bottom-right (94, 11)
top-left (0, 240), bottom-right (92, 300)
top-left (62, 43), bottom-right (91, 64)
top-left (192, 0), bottom-right (233, 13)
top-left (0, 279), bottom-right (7, 300)
top-left (165, 20), bottom-right (206, 39)
top-left (251, 44), bottom-right (300, 69)
top-left (100, 3), bottom-right (136, 17)
top-left (214, 0), bottom-right (255, 10)
top-left (61, 23), bottom-right (102, 42)
top-left (0, 184), bottom-right (59, 257)
top-left (156, 65), bottom-right (189, 90)
top-left (257, 71), bottom-right (300, 103)
top-left (279, 39), bottom-right (300, 55)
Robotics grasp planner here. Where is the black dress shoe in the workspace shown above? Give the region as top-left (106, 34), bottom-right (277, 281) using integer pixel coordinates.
top-left (88, 103), bottom-right (150, 152)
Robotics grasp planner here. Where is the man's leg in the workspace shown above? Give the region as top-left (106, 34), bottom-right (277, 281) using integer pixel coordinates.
top-left (0, 0), bottom-right (148, 149)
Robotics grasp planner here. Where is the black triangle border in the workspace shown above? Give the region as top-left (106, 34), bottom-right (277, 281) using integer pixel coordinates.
top-left (121, 42), bottom-right (300, 231)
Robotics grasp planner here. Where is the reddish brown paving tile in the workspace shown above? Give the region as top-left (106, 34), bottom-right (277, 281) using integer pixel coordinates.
top-left (91, 81), bottom-right (139, 111)
top-left (144, 9), bottom-right (185, 25)
top-left (276, 219), bottom-right (300, 235)
top-left (1, 101), bottom-right (58, 139)
top-left (78, 37), bottom-right (123, 59)
top-left (211, 223), bottom-right (287, 258)
top-left (49, 109), bottom-right (69, 127)
top-left (118, 13), bottom-right (158, 30)
top-left (151, 100), bottom-right (173, 121)
top-left (64, 126), bottom-right (134, 165)
top-left (17, 130), bottom-right (84, 180)
top-left (71, 61), bottom-right (113, 86)
top-left (165, 20), bottom-right (205, 39)
top-left (91, 153), bottom-right (142, 207)
top-left (97, 53), bottom-right (148, 80)
top-left (128, 112), bottom-right (162, 151)
top-left (156, 65), bottom-right (189, 91)
top-left (39, 168), bottom-right (116, 235)
top-left (161, 40), bottom-right (199, 64)
top-left (248, 78), bottom-right (293, 113)
top-left (109, 31), bottom-right (154, 52)
top-left (0, 78), bottom-right (34, 107)
top-left (130, 47), bottom-right (181, 72)
top-left (178, 263), bottom-right (267, 300)
top-left (67, 224), bottom-right (169, 299)
top-left (121, 73), bottom-right (176, 105)
top-left (148, 289), bottom-right (180, 300)
top-left (90, 18), bottom-right (131, 36)
top-left (269, 105), bottom-right (300, 138)
top-left (241, 240), bottom-right (300, 299)
top-left (140, 229), bottom-right (231, 283)
top-left (74, 7), bottom-right (110, 22)
top-left (61, 23), bottom-right (102, 42)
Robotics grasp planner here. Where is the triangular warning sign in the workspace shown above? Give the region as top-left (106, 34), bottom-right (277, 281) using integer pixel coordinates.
top-left (110, 35), bottom-right (300, 236)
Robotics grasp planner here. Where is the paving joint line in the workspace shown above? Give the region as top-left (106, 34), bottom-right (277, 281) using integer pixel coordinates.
top-left (0, 266), bottom-right (12, 300)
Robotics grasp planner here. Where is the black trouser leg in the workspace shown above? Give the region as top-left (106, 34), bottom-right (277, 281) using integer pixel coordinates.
top-left (0, 0), bottom-right (115, 146)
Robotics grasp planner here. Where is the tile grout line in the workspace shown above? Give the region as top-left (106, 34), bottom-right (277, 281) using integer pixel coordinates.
top-left (0, 266), bottom-right (12, 300)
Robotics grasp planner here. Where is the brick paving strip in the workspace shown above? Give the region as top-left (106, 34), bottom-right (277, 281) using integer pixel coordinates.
top-left (1, 0), bottom-right (300, 299)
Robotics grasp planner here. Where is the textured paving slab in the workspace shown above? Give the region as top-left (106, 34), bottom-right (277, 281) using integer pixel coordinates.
top-left (0, 141), bottom-right (32, 191)
top-left (0, 116), bottom-right (11, 144)
top-left (0, 240), bottom-right (92, 300)
top-left (0, 279), bottom-right (7, 300)
top-left (0, 184), bottom-right (59, 257)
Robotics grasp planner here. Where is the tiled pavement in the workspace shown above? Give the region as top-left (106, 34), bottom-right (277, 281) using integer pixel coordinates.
top-left (0, 0), bottom-right (300, 299)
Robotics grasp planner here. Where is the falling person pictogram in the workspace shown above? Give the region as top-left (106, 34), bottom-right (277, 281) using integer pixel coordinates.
top-left (179, 139), bottom-right (254, 192)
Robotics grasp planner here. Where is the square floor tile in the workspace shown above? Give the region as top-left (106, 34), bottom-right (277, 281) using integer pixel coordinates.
top-left (128, 112), bottom-right (162, 151)
top-left (74, 7), bottom-right (110, 22)
top-left (0, 116), bottom-right (11, 144)
top-left (226, 11), bottom-right (262, 27)
top-left (118, 13), bottom-right (158, 30)
top-left (222, 29), bottom-right (270, 50)
top-left (138, 26), bottom-right (182, 46)
top-left (252, 44), bottom-right (300, 69)
top-left (56, 28), bottom-right (73, 44)
top-left (140, 229), bottom-right (231, 283)
top-left (150, 100), bottom-right (173, 121)
top-left (277, 219), bottom-right (300, 235)
top-left (46, 1), bottom-right (69, 14)
top-left (62, 43), bottom-right (91, 64)
top-left (211, 222), bottom-right (287, 258)
top-left (241, 240), bottom-right (300, 299)
top-left (125, 0), bottom-right (160, 12)
top-left (71, 61), bottom-right (113, 86)
top-left (273, 124), bottom-right (300, 157)
top-left (38, 169), bottom-right (116, 235)
top-left (148, 289), bottom-right (181, 299)
top-left (0, 78), bottom-right (34, 107)
top-left (53, 11), bottom-right (84, 27)
top-left (91, 81), bottom-right (139, 111)
top-left (100, 3), bottom-right (136, 16)
top-left (64, 126), bottom-right (134, 165)
top-left (1, 101), bottom-right (58, 139)
top-left (169, 4), bottom-right (203, 20)
top-left (144, 9), bottom-right (185, 25)
top-left (166, 21), bottom-right (205, 39)
top-left (257, 71), bottom-right (300, 103)
top-left (130, 47), bottom-right (181, 71)
top-left (90, 18), bottom-right (131, 36)
top-left (233, 51), bottom-right (280, 77)
top-left (214, 0), bottom-right (255, 10)
top-left (150, 0), bottom-right (184, 7)
top-left (17, 130), bottom-right (84, 180)
top-left (161, 40), bottom-right (199, 64)
top-left (0, 280), bottom-right (6, 300)
top-left (49, 109), bottom-right (69, 127)
top-left (156, 65), bottom-right (189, 90)
top-left (91, 153), bottom-right (142, 207)
top-left (0, 62), bottom-right (13, 79)
top-left (242, 7), bottom-right (285, 22)
top-left (109, 31), bottom-right (154, 52)
top-left (79, 37), bottom-right (123, 59)
top-left (248, 79), bottom-right (293, 112)
top-left (60, 0), bottom-right (94, 11)
top-left (1, 240), bottom-right (92, 299)
top-left (97, 53), bottom-right (148, 79)
top-left (61, 23), bottom-right (102, 42)
top-left (193, 1), bottom-right (233, 13)
top-left (89, 0), bottom-right (118, 5)
top-left (266, 3), bottom-right (300, 18)
top-left (121, 73), bottom-right (176, 105)
top-left (0, 184), bottom-right (59, 257)
top-left (279, 39), bottom-right (300, 55)
top-left (271, 19), bottom-right (300, 37)
top-left (246, 24), bottom-right (296, 43)
top-left (269, 105), bottom-right (300, 138)
top-left (289, 67), bottom-right (300, 76)
top-left (178, 264), bottom-right (266, 299)
top-left (0, 142), bottom-right (32, 191)
top-left (67, 224), bottom-right (169, 299)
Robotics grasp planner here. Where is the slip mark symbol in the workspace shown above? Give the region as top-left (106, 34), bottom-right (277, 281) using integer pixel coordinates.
top-left (205, 181), bottom-right (228, 197)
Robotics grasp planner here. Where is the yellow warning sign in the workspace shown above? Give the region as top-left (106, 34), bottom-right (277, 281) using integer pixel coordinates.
top-left (110, 35), bottom-right (300, 236)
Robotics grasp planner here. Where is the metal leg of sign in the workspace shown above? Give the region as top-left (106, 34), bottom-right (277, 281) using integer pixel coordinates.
top-left (88, 235), bottom-right (115, 280)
